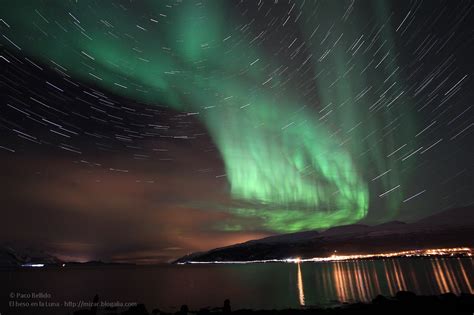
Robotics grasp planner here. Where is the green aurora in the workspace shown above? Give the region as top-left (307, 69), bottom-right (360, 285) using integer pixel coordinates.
top-left (0, 0), bottom-right (419, 232)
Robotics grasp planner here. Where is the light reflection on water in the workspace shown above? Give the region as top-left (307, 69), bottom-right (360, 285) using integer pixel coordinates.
top-left (1, 257), bottom-right (473, 313)
top-left (296, 257), bottom-right (473, 306)
top-left (297, 261), bottom-right (305, 306)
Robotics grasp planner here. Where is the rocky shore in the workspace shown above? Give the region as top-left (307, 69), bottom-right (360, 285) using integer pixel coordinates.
top-left (73, 291), bottom-right (474, 315)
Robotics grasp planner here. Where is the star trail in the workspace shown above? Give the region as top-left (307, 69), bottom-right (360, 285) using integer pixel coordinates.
top-left (0, 0), bottom-right (473, 262)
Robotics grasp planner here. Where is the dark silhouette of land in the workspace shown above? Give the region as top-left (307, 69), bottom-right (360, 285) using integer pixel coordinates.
top-left (175, 207), bottom-right (474, 263)
top-left (73, 291), bottom-right (474, 314)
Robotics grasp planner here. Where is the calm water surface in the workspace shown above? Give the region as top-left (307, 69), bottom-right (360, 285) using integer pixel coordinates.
top-left (1, 257), bottom-right (473, 314)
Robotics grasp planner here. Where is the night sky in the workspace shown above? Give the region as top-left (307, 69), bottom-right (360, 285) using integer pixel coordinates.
top-left (0, 0), bottom-right (473, 263)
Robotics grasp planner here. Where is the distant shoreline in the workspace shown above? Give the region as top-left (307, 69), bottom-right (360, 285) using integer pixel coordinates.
top-left (176, 247), bottom-right (473, 265)
top-left (0, 251), bottom-right (472, 270)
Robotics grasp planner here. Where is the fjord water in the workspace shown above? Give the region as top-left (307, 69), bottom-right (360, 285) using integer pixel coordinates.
top-left (1, 258), bottom-right (473, 314)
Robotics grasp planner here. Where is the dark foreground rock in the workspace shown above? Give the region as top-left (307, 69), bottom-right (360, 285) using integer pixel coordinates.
top-left (73, 291), bottom-right (474, 315)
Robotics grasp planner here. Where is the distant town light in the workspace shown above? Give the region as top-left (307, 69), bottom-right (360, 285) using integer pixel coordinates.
top-left (178, 247), bottom-right (472, 265)
top-left (21, 263), bottom-right (45, 268)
